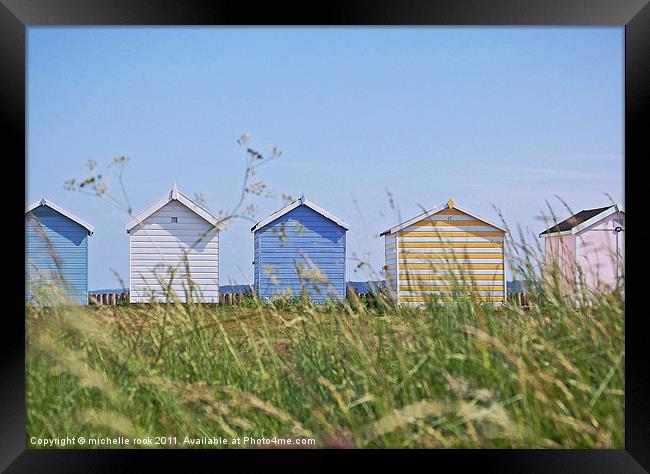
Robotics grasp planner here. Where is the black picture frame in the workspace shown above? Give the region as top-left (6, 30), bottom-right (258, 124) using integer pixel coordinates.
top-left (2, 0), bottom-right (647, 471)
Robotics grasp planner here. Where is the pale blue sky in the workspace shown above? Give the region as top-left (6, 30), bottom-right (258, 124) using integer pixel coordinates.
top-left (27, 27), bottom-right (624, 290)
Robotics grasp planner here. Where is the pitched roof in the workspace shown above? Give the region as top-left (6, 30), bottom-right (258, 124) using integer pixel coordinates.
top-left (380, 198), bottom-right (507, 236)
top-left (26, 198), bottom-right (95, 234)
top-left (539, 204), bottom-right (622, 236)
top-left (125, 183), bottom-right (221, 232)
top-left (250, 195), bottom-right (350, 233)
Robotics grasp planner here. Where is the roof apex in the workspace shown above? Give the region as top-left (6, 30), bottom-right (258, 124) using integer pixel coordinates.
top-left (380, 200), bottom-right (506, 236)
top-left (251, 197), bottom-right (349, 232)
top-left (26, 197), bottom-right (95, 234)
top-left (125, 185), bottom-right (221, 232)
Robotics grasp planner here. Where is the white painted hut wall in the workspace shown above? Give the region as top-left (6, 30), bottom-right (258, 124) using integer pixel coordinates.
top-left (129, 200), bottom-right (219, 303)
top-left (384, 233), bottom-right (398, 297)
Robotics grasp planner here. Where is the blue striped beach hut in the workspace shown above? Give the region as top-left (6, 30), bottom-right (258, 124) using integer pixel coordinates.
top-left (251, 195), bottom-right (349, 302)
top-left (25, 198), bottom-right (95, 304)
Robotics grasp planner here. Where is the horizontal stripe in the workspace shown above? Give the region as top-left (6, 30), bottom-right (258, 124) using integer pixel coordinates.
top-left (131, 271), bottom-right (218, 278)
top-left (400, 285), bottom-right (503, 291)
top-left (129, 243), bottom-right (219, 250)
top-left (131, 254), bottom-right (217, 261)
top-left (131, 264), bottom-right (217, 270)
top-left (400, 291), bottom-right (504, 298)
top-left (424, 209), bottom-right (467, 216)
top-left (129, 234), bottom-right (218, 241)
top-left (399, 295), bottom-right (504, 302)
top-left (400, 274), bottom-right (504, 281)
top-left (130, 231), bottom-right (218, 239)
top-left (130, 288), bottom-right (219, 293)
top-left (412, 214), bottom-right (484, 222)
top-left (131, 282), bottom-right (218, 288)
top-left (395, 283), bottom-right (504, 290)
top-left (403, 224), bottom-right (500, 233)
top-left (132, 222), bottom-right (215, 231)
top-left (137, 216), bottom-right (217, 226)
top-left (399, 236), bottom-right (504, 243)
top-left (400, 252), bottom-right (502, 259)
top-left (398, 251), bottom-right (502, 258)
top-left (130, 240), bottom-right (218, 248)
top-left (400, 295), bottom-right (509, 302)
top-left (399, 286), bottom-right (504, 293)
top-left (399, 243), bottom-right (502, 250)
top-left (143, 206), bottom-right (213, 218)
top-left (397, 250), bottom-right (503, 257)
top-left (129, 287), bottom-right (218, 296)
top-left (401, 226), bottom-right (502, 233)
top-left (399, 258), bottom-right (502, 265)
top-left (258, 248), bottom-right (344, 254)
top-left (401, 263), bottom-right (503, 270)
top-left (129, 287), bottom-right (217, 292)
top-left (129, 296), bottom-right (220, 302)
top-left (130, 249), bottom-right (219, 256)
top-left (130, 284), bottom-right (218, 291)
top-left (399, 268), bottom-right (503, 274)
top-left (399, 231), bottom-right (504, 238)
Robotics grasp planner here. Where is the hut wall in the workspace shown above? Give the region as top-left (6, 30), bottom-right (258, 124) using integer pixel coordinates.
top-left (129, 200), bottom-right (219, 303)
top-left (25, 206), bottom-right (89, 304)
top-left (255, 204), bottom-right (346, 302)
top-left (393, 208), bottom-right (506, 305)
top-left (384, 233), bottom-right (398, 298)
top-left (575, 211), bottom-right (625, 292)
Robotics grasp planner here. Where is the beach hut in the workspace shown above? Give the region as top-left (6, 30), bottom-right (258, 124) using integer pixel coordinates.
top-left (25, 198), bottom-right (95, 304)
top-left (251, 195), bottom-right (349, 302)
top-left (380, 198), bottom-right (507, 305)
top-left (126, 184), bottom-right (220, 303)
top-left (539, 204), bottom-right (624, 293)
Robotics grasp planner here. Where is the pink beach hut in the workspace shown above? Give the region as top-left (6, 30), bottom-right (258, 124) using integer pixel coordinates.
top-left (539, 204), bottom-right (624, 294)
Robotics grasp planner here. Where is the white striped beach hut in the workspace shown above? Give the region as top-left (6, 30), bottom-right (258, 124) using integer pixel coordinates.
top-left (380, 198), bottom-right (507, 305)
top-left (125, 184), bottom-right (220, 303)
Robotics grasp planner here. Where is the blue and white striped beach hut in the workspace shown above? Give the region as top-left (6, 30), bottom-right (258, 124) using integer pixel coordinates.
top-left (25, 198), bottom-right (95, 304)
top-left (251, 196), bottom-right (349, 302)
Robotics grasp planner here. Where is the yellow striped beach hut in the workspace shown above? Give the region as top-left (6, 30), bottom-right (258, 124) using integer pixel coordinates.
top-left (380, 198), bottom-right (507, 305)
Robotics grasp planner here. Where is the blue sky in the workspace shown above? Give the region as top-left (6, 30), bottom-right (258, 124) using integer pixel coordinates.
top-left (27, 27), bottom-right (624, 290)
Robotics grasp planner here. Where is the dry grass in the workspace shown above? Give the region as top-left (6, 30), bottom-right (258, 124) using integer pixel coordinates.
top-left (26, 282), bottom-right (624, 449)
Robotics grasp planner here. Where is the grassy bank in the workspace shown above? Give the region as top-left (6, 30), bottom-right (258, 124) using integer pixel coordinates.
top-left (26, 286), bottom-right (624, 448)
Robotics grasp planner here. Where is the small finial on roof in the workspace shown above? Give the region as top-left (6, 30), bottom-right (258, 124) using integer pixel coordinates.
top-left (171, 182), bottom-right (179, 200)
top-left (299, 194), bottom-right (305, 204)
top-left (447, 197), bottom-right (455, 209)
top-left (40, 198), bottom-right (47, 206)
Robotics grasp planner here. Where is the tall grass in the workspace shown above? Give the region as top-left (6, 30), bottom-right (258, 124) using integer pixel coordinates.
top-left (26, 254), bottom-right (624, 448)
top-left (27, 137), bottom-right (623, 448)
